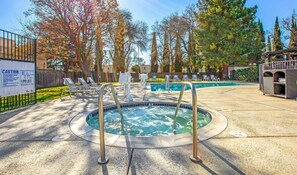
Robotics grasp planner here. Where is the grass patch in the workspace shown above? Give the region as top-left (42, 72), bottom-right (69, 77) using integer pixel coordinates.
top-left (147, 78), bottom-right (165, 82)
top-left (37, 86), bottom-right (69, 102)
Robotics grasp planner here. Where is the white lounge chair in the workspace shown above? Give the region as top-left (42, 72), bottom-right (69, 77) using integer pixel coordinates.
top-left (151, 75), bottom-right (157, 81)
top-left (139, 74), bottom-right (148, 82)
top-left (203, 75), bottom-right (210, 81)
top-left (165, 75), bottom-right (170, 82)
top-left (87, 77), bottom-right (100, 88)
top-left (78, 77), bottom-right (100, 92)
top-left (182, 75), bottom-right (190, 81)
top-left (118, 72), bottom-right (133, 101)
top-left (210, 75), bottom-right (218, 81)
top-left (61, 78), bottom-right (95, 100)
top-left (139, 73), bottom-right (148, 88)
top-left (173, 75), bottom-right (180, 81)
top-left (192, 74), bottom-right (198, 81)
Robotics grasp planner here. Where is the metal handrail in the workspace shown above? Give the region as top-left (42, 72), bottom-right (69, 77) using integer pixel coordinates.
top-left (97, 82), bottom-right (201, 164)
top-left (97, 83), bottom-right (124, 164)
top-left (172, 82), bottom-right (202, 163)
top-left (173, 83), bottom-right (185, 131)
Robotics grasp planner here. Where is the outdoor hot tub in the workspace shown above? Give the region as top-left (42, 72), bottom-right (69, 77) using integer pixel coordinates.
top-left (86, 102), bottom-right (212, 136)
top-left (70, 102), bottom-right (228, 148)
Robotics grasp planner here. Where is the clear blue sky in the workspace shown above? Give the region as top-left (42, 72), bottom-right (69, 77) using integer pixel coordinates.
top-left (0, 0), bottom-right (296, 63)
top-left (1, 0), bottom-right (296, 33)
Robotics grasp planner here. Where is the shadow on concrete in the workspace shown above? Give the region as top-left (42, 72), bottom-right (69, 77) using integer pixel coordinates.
top-left (0, 85), bottom-right (264, 174)
top-left (125, 139), bottom-right (248, 174)
top-left (0, 96), bottom-right (132, 174)
top-left (201, 142), bottom-right (246, 175)
top-left (0, 106), bottom-right (33, 124)
top-left (198, 162), bottom-right (218, 175)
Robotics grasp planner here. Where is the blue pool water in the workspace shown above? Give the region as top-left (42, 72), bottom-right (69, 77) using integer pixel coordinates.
top-left (87, 104), bottom-right (211, 136)
top-left (151, 82), bottom-right (245, 92)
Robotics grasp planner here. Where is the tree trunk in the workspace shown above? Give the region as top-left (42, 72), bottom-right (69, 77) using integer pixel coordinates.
top-left (76, 49), bottom-right (91, 80)
top-left (218, 67), bottom-right (223, 80)
top-left (95, 23), bottom-right (105, 82)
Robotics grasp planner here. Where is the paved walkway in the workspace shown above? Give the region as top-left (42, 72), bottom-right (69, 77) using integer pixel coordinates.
top-left (1, 84), bottom-right (297, 174)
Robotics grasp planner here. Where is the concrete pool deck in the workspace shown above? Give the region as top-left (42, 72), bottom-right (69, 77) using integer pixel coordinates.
top-left (1, 83), bottom-right (297, 174)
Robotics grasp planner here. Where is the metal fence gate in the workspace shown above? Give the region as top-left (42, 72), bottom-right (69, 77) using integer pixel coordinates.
top-left (0, 29), bottom-right (36, 112)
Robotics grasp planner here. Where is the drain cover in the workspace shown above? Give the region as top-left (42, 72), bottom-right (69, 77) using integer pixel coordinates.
top-left (230, 130), bottom-right (247, 137)
top-left (52, 134), bottom-right (71, 141)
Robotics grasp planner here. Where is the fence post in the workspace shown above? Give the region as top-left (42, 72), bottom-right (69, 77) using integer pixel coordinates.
top-left (33, 39), bottom-right (37, 104)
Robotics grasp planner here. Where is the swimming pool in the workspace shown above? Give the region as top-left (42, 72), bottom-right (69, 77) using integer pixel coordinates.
top-left (86, 103), bottom-right (211, 137)
top-left (150, 82), bottom-right (245, 92)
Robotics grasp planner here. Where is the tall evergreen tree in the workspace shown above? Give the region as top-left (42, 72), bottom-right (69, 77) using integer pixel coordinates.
top-left (267, 35), bottom-right (272, 52)
top-left (195, 0), bottom-right (262, 68)
top-left (174, 35), bottom-right (183, 72)
top-left (150, 32), bottom-right (158, 73)
top-left (272, 17), bottom-right (283, 51)
top-left (162, 32), bottom-right (170, 72)
top-left (258, 19), bottom-right (265, 49)
top-left (289, 15), bottom-right (297, 48)
top-left (186, 32), bottom-right (200, 72)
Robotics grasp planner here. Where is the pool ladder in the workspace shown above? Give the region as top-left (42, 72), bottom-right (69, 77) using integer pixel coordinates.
top-left (97, 82), bottom-right (202, 164)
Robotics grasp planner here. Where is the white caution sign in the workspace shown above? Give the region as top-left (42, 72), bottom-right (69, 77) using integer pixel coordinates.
top-left (0, 60), bottom-right (35, 97)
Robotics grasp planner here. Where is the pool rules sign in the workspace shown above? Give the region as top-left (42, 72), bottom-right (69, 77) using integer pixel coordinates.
top-left (0, 60), bottom-right (35, 97)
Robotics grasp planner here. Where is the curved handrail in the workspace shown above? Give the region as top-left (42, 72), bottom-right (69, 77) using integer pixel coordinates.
top-left (97, 83), bottom-right (124, 164)
top-left (172, 82), bottom-right (201, 163)
top-left (97, 82), bottom-right (201, 164)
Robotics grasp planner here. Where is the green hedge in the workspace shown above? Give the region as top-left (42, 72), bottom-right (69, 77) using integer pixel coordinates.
top-left (232, 67), bottom-right (259, 82)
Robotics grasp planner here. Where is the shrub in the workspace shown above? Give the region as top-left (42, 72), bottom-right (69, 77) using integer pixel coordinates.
top-left (131, 65), bottom-right (140, 73)
top-left (233, 67), bottom-right (259, 82)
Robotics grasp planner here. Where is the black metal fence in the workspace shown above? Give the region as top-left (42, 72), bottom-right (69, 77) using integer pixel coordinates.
top-left (0, 29), bottom-right (36, 112)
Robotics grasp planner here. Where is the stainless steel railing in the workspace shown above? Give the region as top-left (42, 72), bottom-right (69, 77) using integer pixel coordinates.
top-left (97, 82), bottom-right (201, 164)
top-left (97, 83), bottom-right (124, 164)
top-left (172, 82), bottom-right (202, 163)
